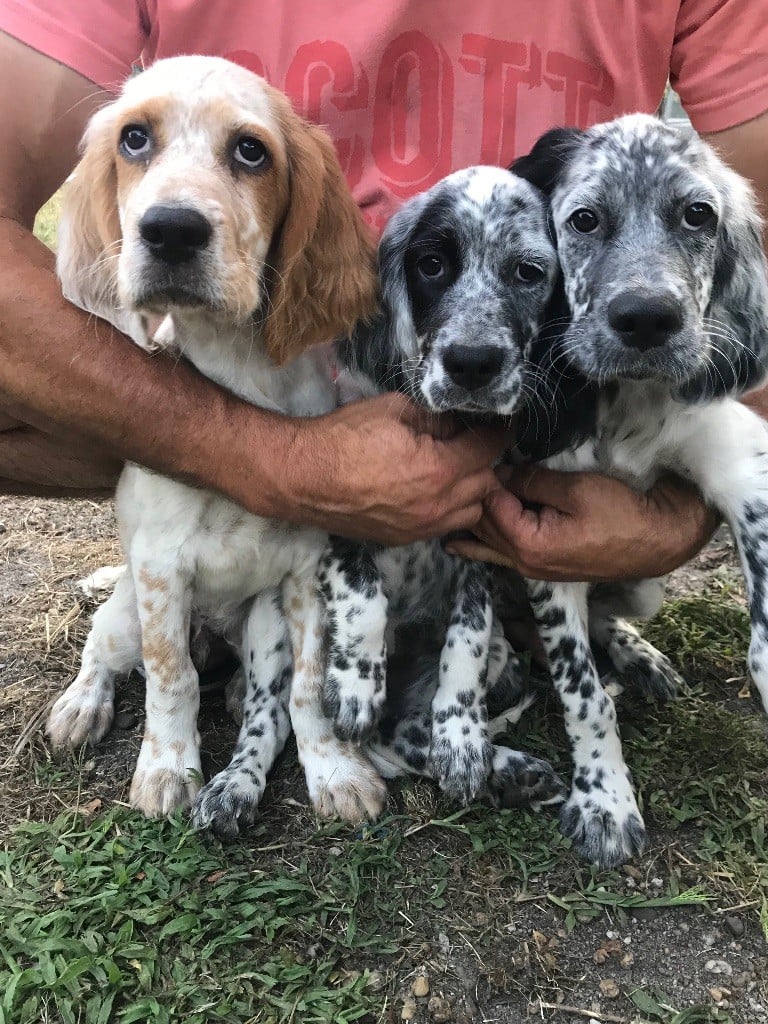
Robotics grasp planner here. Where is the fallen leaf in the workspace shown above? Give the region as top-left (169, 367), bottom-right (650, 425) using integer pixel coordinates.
top-left (78, 797), bottom-right (102, 817)
top-left (599, 979), bottom-right (620, 999)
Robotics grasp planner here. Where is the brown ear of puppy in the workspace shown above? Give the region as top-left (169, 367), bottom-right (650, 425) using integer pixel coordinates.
top-left (56, 105), bottom-right (122, 316)
top-left (264, 97), bottom-right (379, 365)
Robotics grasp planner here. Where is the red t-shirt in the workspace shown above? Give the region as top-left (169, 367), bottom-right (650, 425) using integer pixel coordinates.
top-left (2, 0), bottom-right (768, 231)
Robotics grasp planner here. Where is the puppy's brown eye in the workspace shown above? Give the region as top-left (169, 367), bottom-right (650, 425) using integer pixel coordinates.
top-left (234, 135), bottom-right (269, 169)
top-left (683, 201), bottom-right (716, 230)
top-left (120, 124), bottom-right (151, 158)
top-left (416, 254), bottom-right (445, 280)
top-left (568, 208), bottom-right (599, 234)
top-left (515, 262), bottom-right (545, 283)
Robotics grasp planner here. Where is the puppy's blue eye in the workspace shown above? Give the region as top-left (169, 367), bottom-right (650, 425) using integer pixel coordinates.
top-left (234, 135), bottom-right (269, 169)
top-left (120, 124), bottom-right (151, 157)
top-left (515, 262), bottom-right (545, 283)
top-left (568, 208), bottom-right (599, 234)
top-left (683, 202), bottom-right (716, 230)
top-left (416, 254), bottom-right (445, 280)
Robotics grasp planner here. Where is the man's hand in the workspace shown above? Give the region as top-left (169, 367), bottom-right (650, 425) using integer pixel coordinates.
top-left (446, 466), bottom-right (720, 582)
top-left (271, 394), bottom-right (506, 544)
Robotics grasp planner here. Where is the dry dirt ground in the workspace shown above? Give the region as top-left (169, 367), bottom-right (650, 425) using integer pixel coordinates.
top-left (1, 494), bottom-right (767, 1024)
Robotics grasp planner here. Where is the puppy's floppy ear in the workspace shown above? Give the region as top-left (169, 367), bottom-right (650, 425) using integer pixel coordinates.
top-left (336, 199), bottom-right (421, 393)
top-left (263, 98), bottom-right (378, 365)
top-left (517, 273), bottom-right (599, 460)
top-left (336, 314), bottom-right (393, 393)
top-left (511, 126), bottom-right (585, 196)
top-left (56, 103), bottom-right (122, 318)
top-left (676, 171), bottom-right (768, 402)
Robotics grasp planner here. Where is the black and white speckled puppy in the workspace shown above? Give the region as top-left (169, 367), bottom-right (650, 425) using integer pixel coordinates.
top-left (190, 166), bottom-right (568, 838)
top-left (318, 166), bottom-right (564, 805)
top-left (509, 113), bottom-right (768, 868)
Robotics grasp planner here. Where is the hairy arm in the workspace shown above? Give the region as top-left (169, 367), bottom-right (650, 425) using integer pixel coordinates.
top-left (0, 33), bottom-right (502, 543)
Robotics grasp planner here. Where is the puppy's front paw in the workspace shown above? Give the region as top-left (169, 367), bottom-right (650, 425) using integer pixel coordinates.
top-left (488, 748), bottom-right (567, 810)
top-left (304, 743), bottom-right (387, 821)
top-left (322, 663), bottom-right (386, 743)
top-left (559, 772), bottom-right (646, 868)
top-left (608, 635), bottom-right (681, 702)
top-left (429, 686), bottom-right (494, 804)
top-left (129, 740), bottom-right (202, 817)
top-left (191, 765), bottom-right (266, 839)
top-left (46, 684), bottom-right (114, 750)
top-left (428, 721), bottom-right (493, 805)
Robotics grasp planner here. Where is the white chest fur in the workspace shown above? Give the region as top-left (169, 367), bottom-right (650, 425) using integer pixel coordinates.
top-left (117, 312), bottom-right (335, 625)
top-left (546, 381), bottom-right (768, 507)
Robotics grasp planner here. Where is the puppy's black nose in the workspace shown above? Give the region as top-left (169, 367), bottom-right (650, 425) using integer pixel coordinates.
top-left (139, 205), bottom-right (212, 265)
top-left (608, 291), bottom-right (684, 351)
top-left (444, 344), bottom-right (504, 391)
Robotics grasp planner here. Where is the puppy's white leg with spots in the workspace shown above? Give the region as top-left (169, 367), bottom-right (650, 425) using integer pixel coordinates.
top-left (224, 667), bottom-right (247, 725)
top-left (129, 560), bottom-right (202, 817)
top-left (588, 579), bottom-right (680, 701)
top-left (590, 614), bottom-right (682, 702)
top-left (286, 574), bottom-right (387, 821)
top-left (528, 579), bottom-right (646, 868)
top-left (192, 588), bottom-right (292, 838)
top-left (486, 612), bottom-right (537, 733)
top-left (687, 402), bottom-right (768, 714)
top-left (428, 562), bottom-right (494, 804)
top-left (47, 569), bottom-right (140, 750)
top-left (318, 538), bottom-right (388, 742)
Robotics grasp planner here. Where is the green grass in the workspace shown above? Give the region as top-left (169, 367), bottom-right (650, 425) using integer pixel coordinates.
top-left (2, 589), bottom-right (766, 1023)
top-left (33, 192), bottom-right (61, 251)
top-left (0, 809), bottom-right (385, 1023)
top-left (0, 803), bottom-right (557, 1024)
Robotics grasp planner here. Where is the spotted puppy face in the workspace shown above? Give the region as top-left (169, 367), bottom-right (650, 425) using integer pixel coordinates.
top-left (514, 114), bottom-right (768, 400)
top-left (57, 55), bottom-right (376, 363)
top-left (340, 167), bottom-right (557, 416)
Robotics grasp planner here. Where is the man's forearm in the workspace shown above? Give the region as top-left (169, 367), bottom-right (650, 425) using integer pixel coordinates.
top-left (0, 216), bottom-right (293, 514)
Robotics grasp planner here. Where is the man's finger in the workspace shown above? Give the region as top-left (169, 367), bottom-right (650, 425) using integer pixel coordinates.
top-left (433, 503), bottom-right (487, 539)
top-left (444, 468), bottom-right (503, 511)
top-left (437, 426), bottom-right (510, 474)
top-left (481, 487), bottom-right (543, 544)
top-left (502, 465), bottom-right (582, 511)
top-left (369, 392), bottom-right (461, 439)
top-left (444, 536), bottom-right (520, 570)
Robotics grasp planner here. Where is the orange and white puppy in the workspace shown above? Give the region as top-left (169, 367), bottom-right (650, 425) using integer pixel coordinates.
top-left (45, 56), bottom-right (384, 818)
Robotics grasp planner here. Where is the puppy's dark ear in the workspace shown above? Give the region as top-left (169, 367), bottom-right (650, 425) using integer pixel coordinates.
top-left (517, 274), bottom-right (599, 460)
top-left (337, 208), bottom-right (417, 393)
top-left (511, 127), bottom-right (585, 196)
top-left (676, 176), bottom-right (768, 402)
top-left (336, 313), bottom-right (398, 391)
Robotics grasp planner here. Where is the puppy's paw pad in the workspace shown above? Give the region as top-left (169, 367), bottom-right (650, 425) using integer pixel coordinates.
top-left (130, 763), bottom-right (201, 817)
top-left (611, 638), bottom-right (682, 702)
top-left (190, 768), bottom-right (265, 839)
top-left (46, 692), bottom-right (114, 750)
top-left (489, 750), bottom-right (567, 809)
top-left (306, 748), bottom-right (387, 821)
top-left (322, 669), bottom-right (386, 744)
top-left (559, 794), bottom-right (646, 869)
top-left (332, 694), bottom-right (385, 743)
top-left (428, 732), bottom-right (493, 805)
